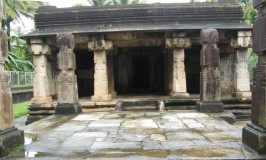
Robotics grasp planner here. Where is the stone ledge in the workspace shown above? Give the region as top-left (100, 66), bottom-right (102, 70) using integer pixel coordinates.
top-left (170, 92), bottom-right (190, 99)
top-left (91, 95), bottom-right (112, 102)
top-left (242, 123), bottom-right (266, 154)
top-left (31, 97), bottom-right (53, 104)
top-left (0, 127), bottom-right (24, 157)
top-left (236, 92), bottom-right (252, 99)
top-left (196, 101), bottom-right (224, 113)
top-left (55, 103), bottom-right (82, 115)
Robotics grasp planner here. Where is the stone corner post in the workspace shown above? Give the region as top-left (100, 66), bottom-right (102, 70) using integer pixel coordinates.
top-left (231, 31), bottom-right (252, 99)
top-left (242, 0), bottom-right (266, 154)
top-left (165, 32), bottom-right (190, 98)
top-left (196, 28), bottom-right (224, 113)
top-left (88, 35), bottom-right (113, 102)
top-left (0, 1), bottom-right (24, 157)
top-left (55, 33), bottom-right (82, 114)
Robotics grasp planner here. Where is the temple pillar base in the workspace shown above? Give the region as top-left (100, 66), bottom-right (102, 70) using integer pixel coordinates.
top-left (0, 128), bottom-right (24, 157)
top-left (55, 103), bottom-right (82, 115)
top-left (170, 92), bottom-right (189, 98)
top-left (236, 92), bottom-right (251, 99)
top-left (31, 97), bottom-right (52, 104)
top-left (26, 104), bottom-right (54, 125)
top-left (112, 92), bottom-right (117, 98)
top-left (196, 101), bottom-right (224, 113)
top-left (91, 94), bottom-right (112, 102)
top-left (242, 123), bottom-right (266, 154)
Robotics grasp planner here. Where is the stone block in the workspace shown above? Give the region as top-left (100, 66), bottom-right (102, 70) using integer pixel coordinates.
top-left (200, 28), bottom-right (219, 44)
top-left (165, 38), bottom-right (191, 49)
top-left (0, 128), bottom-right (24, 157)
top-left (55, 103), bottom-right (82, 115)
top-left (91, 94), bottom-right (112, 102)
top-left (236, 92), bottom-right (251, 99)
top-left (29, 43), bottom-right (50, 55)
top-left (57, 52), bottom-right (76, 70)
top-left (253, 16), bottom-right (266, 52)
top-left (0, 32), bottom-right (8, 61)
top-left (57, 34), bottom-right (75, 53)
top-left (243, 123), bottom-right (266, 154)
top-left (201, 45), bottom-right (220, 67)
top-left (196, 101), bottom-right (224, 113)
top-left (170, 92), bottom-right (189, 98)
top-left (31, 96), bottom-right (52, 104)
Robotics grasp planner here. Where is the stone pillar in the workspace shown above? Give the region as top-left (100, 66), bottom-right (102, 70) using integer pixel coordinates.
top-left (88, 35), bottom-right (113, 102)
top-left (242, 0), bottom-right (266, 154)
top-left (231, 31), bottom-right (252, 99)
top-left (0, 1), bottom-right (24, 156)
top-left (107, 53), bottom-right (116, 97)
top-left (29, 38), bottom-right (52, 104)
top-left (55, 34), bottom-right (82, 114)
top-left (196, 29), bottom-right (224, 113)
top-left (165, 33), bottom-right (190, 98)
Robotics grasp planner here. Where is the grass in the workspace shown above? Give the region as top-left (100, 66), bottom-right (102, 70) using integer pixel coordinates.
top-left (13, 101), bottom-right (30, 119)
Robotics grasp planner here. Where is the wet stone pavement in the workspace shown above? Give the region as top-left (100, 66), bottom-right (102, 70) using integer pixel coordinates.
top-left (5, 110), bottom-right (266, 159)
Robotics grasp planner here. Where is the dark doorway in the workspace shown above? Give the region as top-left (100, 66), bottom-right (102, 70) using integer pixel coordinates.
top-left (185, 45), bottom-right (201, 94)
top-left (133, 56), bottom-right (150, 90)
top-left (75, 50), bottom-right (94, 97)
top-left (115, 47), bottom-right (165, 95)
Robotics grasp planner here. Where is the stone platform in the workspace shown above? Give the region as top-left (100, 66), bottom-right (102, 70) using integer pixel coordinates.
top-left (6, 110), bottom-right (266, 159)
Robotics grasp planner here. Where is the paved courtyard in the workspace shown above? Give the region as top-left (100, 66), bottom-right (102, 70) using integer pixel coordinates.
top-left (5, 110), bottom-right (266, 159)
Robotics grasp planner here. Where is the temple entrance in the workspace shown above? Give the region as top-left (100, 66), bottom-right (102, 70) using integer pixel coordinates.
top-left (115, 47), bottom-right (165, 95)
top-left (185, 45), bottom-right (201, 94)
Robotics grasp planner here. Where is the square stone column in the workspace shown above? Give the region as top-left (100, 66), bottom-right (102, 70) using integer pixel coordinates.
top-left (88, 35), bottom-right (113, 102)
top-left (231, 31), bottom-right (252, 99)
top-left (0, 2), bottom-right (24, 156)
top-left (29, 38), bottom-right (53, 105)
top-left (196, 29), bottom-right (224, 113)
top-left (165, 33), bottom-right (191, 98)
top-left (107, 53), bottom-right (117, 97)
top-left (242, 0), bottom-right (266, 154)
top-left (55, 34), bottom-right (82, 114)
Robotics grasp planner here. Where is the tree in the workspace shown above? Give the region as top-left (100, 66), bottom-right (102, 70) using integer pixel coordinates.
top-left (236, 0), bottom-right (257, 24)
top-left (2, 0), bottom-right (46, 50)
top-left (5, 27), bottom-right (33, 71)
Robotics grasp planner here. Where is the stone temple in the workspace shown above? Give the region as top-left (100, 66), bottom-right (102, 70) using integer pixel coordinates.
top-left (22, 0), bottom-right (253, 124)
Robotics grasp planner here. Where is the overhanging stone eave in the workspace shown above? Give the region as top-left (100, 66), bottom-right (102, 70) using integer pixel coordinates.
top-left (21, 22), bottom-right (252, 39)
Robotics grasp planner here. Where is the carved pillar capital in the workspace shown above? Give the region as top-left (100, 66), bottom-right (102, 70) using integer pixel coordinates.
top-left (231, 31), bottom-right (252, 49)
top-left (88, 35), bottom-right (113, 51)
top-left (165, 37), bottom-right (191, 49)
top-left (29, 38), bottom-right (51, 55)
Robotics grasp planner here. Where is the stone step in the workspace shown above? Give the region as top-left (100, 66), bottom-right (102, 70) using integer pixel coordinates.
top-left (116, 100), bottom-right (162, 111)
top-left (231, 109), bottom-right (251, 120)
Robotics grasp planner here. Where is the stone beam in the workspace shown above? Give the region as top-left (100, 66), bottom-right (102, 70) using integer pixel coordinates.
top-left (88, 35), bottom-right (113, 102)
top-left (55, 33), bottom-right (82, 114)
top-left (242, 0), bottom-right (266, 154)
top-left (165, 33), bottom-right (191, 98)
top-left (196, 28), bottom-right (224, 113)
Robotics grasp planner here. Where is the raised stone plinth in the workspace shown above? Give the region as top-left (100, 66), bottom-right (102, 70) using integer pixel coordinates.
top-left (170, 92), bottom-right (189, 98)
top-left (0, 128), bottom-right (24, 157)
top-left (196, 101), bottom-right (224, 113)
top-left (91, 95), bottom-right (112, 102)
top-left (55, 103), bottom-right (82, 115)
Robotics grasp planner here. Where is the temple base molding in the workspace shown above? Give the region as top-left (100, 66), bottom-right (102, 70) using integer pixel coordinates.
top-left (55, 103), bottom-right (82, 115)
top-left (31, 97), bottom-right (53, 104)
top-left (196, 101), bottom-right (224, 113)
top-left (91, 94), bottom-right (112, 102)
top-left (0, 128), bottom-right (24, 157)
top-left (235, 92), bottom-right (251, 99)
top-left (170, 92), bottom-right (189, 98)
top-left (242, 123), bottom-right (266, 154)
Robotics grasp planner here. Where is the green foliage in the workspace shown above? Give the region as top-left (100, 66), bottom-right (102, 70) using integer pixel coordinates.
top-left (13, 101), bottom-right (30, 119)
top-left (248, 50), bottom-right (258, 81)
top-left (236, 0), bottom-right (258, 24)
top-left (87, 0), bottom-right (112, 6)
top-left (112, 0), bottom-right (144, 5)
top-left (72, 3), bottom-right (88, 7)
top-left (5, 28), bottom-right (33, 71)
